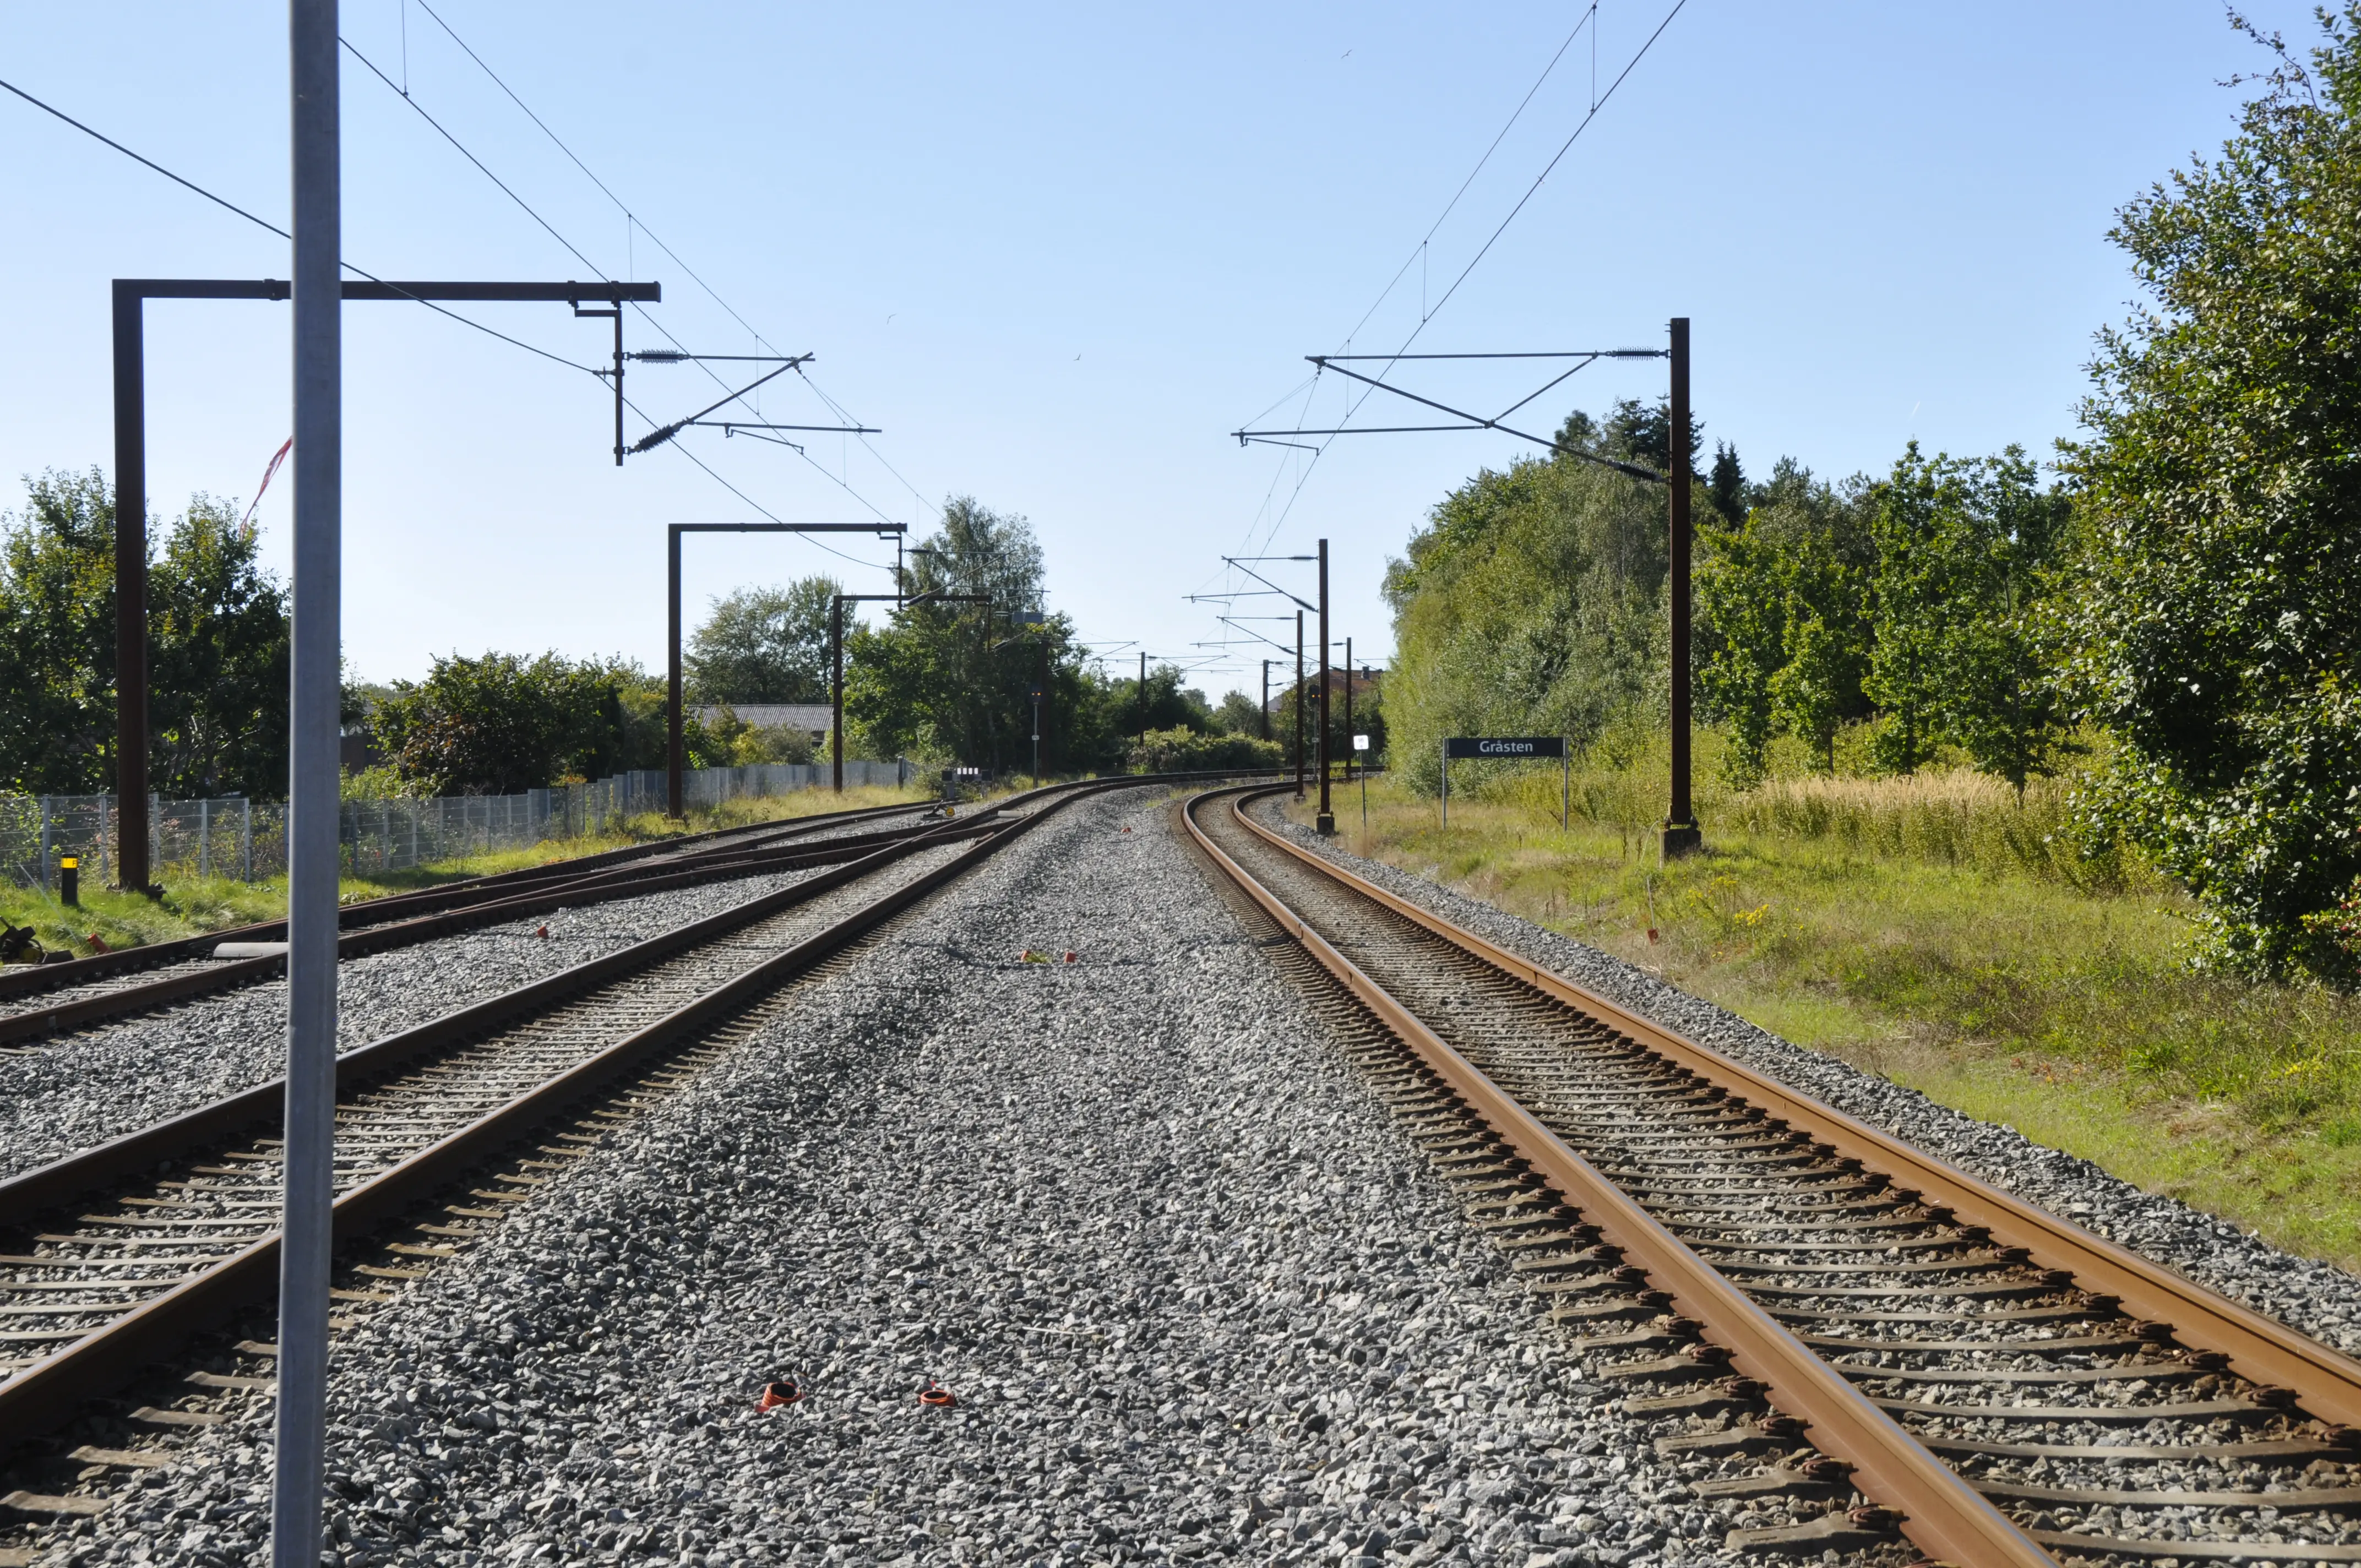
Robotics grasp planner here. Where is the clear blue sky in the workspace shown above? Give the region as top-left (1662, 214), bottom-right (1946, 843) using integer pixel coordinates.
top-left (0, 2), bottom-right (2315, 699)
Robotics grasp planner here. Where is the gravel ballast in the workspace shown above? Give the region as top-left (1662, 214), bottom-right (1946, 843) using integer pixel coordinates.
top-left (0, 813), bottom-right (921, 1181)
top-left (1254, 796), bottom-right (2361, 1360)
top-left (69, 787), bottom-right (1737, 1568)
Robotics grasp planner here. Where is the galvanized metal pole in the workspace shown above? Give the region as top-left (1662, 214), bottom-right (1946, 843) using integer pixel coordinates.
top-left (1315, 538), bottom-right (1334, 834)
top-left (667, 525), bottom-right (684, 818)
top-left (274, 2), bottom-right (340, 1562)
top-left (1138, 650), bottom-right (1147, 756)
top-left (830, 595), bottom-right (845, 793)
top-left (1663, 316), bottom-right (1701, 859)
top-left (111, 284), bottom-right (150, 894)
top-left (1261, 659), bottom-right (1271, 742)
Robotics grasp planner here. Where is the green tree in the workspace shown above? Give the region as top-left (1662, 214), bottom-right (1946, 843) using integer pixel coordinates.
top-left (1695, 460), bottom-right (1874, 782)
top-left (1127, 727), bottom-right (1284, 772)
top-left (1770, 609), bottom-right (1857, 775)
top-left (1383, 412), bottom-right (1671, 794)
top-left (1213, 690), bottom-right (1265, 736)
top-left (1109, 665), bottom-right (1215, 740)
top-left (847, 497), bottom-right (1119, 772)
top-left (0, 470), bottom-right (117, 794)
top-left (2063, 6), bottom-right (2361, 976)
top-left (1865, 444), bottom-right (2067, 779)
top-left (372, 652), bottom-right (662, 794)
top-left (149, 497), bottom-right (291, 798)
top-left (0, 471), bottom-right (293, 799)
top-left (684, 576), bottom-right (840, 704)
top-left (1707, 440), bottom-right (1750, 526)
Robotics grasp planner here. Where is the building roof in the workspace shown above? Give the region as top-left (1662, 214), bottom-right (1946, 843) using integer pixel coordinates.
top-left (695, 704), bottom-right (833, 733)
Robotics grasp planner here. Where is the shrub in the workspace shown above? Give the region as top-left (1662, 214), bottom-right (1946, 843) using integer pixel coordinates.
top-left (1125, 727), bottom-right (1283, 774)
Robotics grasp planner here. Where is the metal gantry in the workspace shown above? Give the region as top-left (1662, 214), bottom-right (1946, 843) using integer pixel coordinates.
top-left (663, 524), bottom-right (907, 818)
top-left (1230, 322), bottom-right (1699, 857)
top-left (108, 277), bottom-right (661, 894)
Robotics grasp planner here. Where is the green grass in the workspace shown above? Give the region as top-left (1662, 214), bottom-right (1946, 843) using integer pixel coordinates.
top-left (1291, 771), bottom-right (2361, 1269)
top-left (0, 783), bottom-right (931, 961)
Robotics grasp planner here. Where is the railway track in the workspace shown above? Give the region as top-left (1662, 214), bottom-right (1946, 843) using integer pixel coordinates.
top-left (0, 773), bottom-right (1222, 1533)
top-left (0, 797), bottom-right (949, 1050)
top-left (1186, 784), bottom-right (2361, 1567)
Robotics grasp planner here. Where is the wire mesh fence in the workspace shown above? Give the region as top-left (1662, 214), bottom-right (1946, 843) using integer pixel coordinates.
top-left (0, 758), bottom-right (916, 890)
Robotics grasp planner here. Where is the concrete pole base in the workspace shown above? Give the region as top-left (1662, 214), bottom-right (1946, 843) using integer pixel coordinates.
top-left (1660, 822), bottom-right (1703, 862)
top-left (1315, 812), bottom-right (1337, 837)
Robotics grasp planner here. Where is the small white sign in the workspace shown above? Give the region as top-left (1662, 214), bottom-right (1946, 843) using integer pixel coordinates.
top-left (1352, 734), bottom-right (1370, 752)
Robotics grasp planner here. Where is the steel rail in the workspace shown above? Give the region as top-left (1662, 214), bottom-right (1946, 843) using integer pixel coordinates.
top-left (1201, 786), bottom-right (2361, 1432)
top-left (1184, 785), bottom-right (2057, 1568)
top-left (0, 816), bottom-right (992, 1224)
top-left (0, 770), bottom-right (1215, 1445)
top-left (0, 797), bottom-right (932, 1006)
top-left (0, 808), bottom-right (961, 1049)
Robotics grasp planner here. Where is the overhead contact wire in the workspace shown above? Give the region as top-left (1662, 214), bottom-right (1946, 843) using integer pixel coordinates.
top-left (403, 2), bottom-right (932, 524)
top-left (0, 71), bottom-right (600, 377)
top-left (1234, 0), bottom-right (1687, 562)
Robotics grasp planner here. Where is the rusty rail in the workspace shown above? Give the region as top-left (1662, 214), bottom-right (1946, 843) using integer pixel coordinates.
top-left (0, 771), bottom-right (1262, 1446)
top-left (1181, 785), bottom-right (2062, 1568)
top-left (1200, 786), bottom-right (2361, 1431)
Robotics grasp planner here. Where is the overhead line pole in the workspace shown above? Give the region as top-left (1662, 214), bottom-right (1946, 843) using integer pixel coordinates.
top-left (1315, 538), bottom-right (1334, 835)
top-left (1227, 330), bottom-right (1699, 858)
top-left (1343, 636), bottom-right (1354, 781)
top-left (1663, 317), bottom-right (1700, 859)
top-left (1294, 611), bottom-right (1305, 801)
top-left (274, 2), bottom-right (340, 1562)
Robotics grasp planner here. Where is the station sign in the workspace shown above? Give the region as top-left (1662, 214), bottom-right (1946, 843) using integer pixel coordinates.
top-left (1445, 736), bottom-right (1566, 759)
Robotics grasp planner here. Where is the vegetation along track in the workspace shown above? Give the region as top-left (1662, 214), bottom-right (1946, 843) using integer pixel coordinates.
top-left (1186, 783), bottom-right (2361, 1568)
top-left (0, 797), bottom-right (943, 1050)
top-left (0, 774), bottom-right (1234, 1472)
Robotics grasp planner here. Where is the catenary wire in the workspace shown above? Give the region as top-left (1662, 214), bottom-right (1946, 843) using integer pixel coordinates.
top-left (341, 32), bottom-right (926, 539)
top-left (0, 69), bottom-right (602, 378)
top-left (1223, 0), bottom-right (1688, 576)
top-left (395, 4), bottom-right (938, 526)
top-left (7, 57), bottom-right (899, 558)
top-left (341, 36), bottom-right (607, 280)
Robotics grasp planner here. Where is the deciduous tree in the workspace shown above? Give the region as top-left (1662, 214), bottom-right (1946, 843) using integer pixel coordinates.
top-left (684, 576), bottom-right (840, 704)
top-left (2063, 5), bottom-right (2361, 976)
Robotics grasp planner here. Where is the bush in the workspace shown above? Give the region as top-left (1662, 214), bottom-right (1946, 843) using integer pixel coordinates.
top-left (1125, 727), bottom-right (1283, 774)
top-left (371, 651), bottom-right (663, 795)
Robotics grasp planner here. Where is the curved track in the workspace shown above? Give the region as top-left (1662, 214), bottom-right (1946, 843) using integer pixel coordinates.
top-left (1187, 784), bottom-right (2361, 1567)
